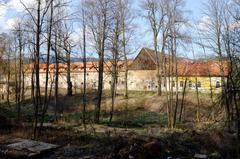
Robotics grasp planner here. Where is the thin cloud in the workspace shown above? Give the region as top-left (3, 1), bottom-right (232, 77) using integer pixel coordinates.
top-left (5, 17), bottom-right (20, 30)
top-left (7, 0), bottom-right (36, 12)
top-left (0, 4), bottom-right (8, 32)
top-left (196, 16), bottom-right (210, 31)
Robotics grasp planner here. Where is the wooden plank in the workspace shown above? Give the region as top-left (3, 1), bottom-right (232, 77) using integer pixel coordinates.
top-left (4, 139), bottom-right (59, 158)
top-left (7, 140), bottom-right (39, 151)
top-left (194, 153), bottom-right (208, 159)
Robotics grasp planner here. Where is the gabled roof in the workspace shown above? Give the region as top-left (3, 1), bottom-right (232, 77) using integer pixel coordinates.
top-left (128, 48), bottom-right (157, 70)
top-left (129, 47), bottom-right (228, 77)
top-left (142, 48), bottom-right (158, 65)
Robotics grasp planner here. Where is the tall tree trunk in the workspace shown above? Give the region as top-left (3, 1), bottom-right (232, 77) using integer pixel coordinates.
top-left (33, 0), bottom-right (42, 139)
top-left (17, 47), bottom-right (22, 121)
top-left (54, 33), bottom-right (59, 120)
top-left (94, 10), bottom-right (107, 124)
top-left (31, 63), bottom-right (35, 106)
top-left (179, 78), bottom-right (187, 122)
top-left (109, 62), bottom-right (117, 123)
top-left (17, 31), bottom-right (23, 121)
top-left (109, 10), bottom-right (120, 123)
top-left (195, 77), bottom-right (200, 122)
top-left (82, 6), bottom-right (87, 125)
top-left (167, 37), bottom-right (174, 129)
top-left (154, 35), bottom-right (161, 96)
top-left (7, 51), bottom-right (10, 106)
top-left (191, 46), bottom-right (200, 123)
top-left (122, 15), bottom-right (128, 99)
top-left (21, 70), bottom-right (25, 102)
top-left (40, 0), bottom-right (53, 132)
top-left (173, 39), bottom-right (178, 127)
top-left (67, 51), bottom-right (72, 96)
top-left (14, 51), bottom-right (18, 118)
top-left (95, 50), bottom-right (104, 123)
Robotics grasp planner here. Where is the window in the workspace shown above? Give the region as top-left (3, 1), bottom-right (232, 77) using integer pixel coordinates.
top-left (216, 81), bottom-right (221, 88)
top-left (180, 81), bottom-right (184, 87)
top-left (163, 81), bottom-right (166, 87)
top-left (197, 81), bottom-right (201, 88)
top-left (93, 82), bottom-right (96, 88)
top-left (188, 81), bottom-right (192, 87)
top-left (172, 81), bottom-right (175, 87)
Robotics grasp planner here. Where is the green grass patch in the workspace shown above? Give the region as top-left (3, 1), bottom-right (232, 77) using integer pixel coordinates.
top-left (0, 107), bottom-right (17, 118)
top-left (100, 111), bottom-right (168, 128)
top-left (66, 112), bottom-right (83, 121)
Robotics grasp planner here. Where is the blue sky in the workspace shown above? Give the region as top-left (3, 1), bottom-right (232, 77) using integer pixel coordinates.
top-left (0, 0), bottom-right (208, 58)
top-left (133, 0), bottom-right (208, 58)
top-left (185, 0), bottom-right (205, 20)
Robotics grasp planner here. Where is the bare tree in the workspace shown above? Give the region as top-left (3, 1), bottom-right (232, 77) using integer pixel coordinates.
top-left (20, 0), bottom-right (52, 138)
top-left (179, 77), bottom-right (187, 122)
top-left (81, 0), bottom-right (87, 125)
top-left (12, 22), bottom-right (25, 121)
top-left (40, 0), bottom-right (54, 132)
top-left (222, 0), bottom-right (240, 138)
top-left (84, 0), bottom-right (112, 123)
top-left (0, 33), bottom-right (13, 106)
top-left (203, 0), bottom-right (230, 130)
top-left (191, 46), bottom-right (200, 123)
top-left (119, 0), bottom-right (134, 99)
top-left (50, 0), bottom-right (72, 120)
top-left (165, 0), bottom-right (187, 128)
top-left (108, 0), bottom-right (122, 123)
top-left (61, 22), bottom-right (75, 97)
top-left (141, 0), bottom-right (166, 96)
top-left (64, 34), bottom-right (73, 97)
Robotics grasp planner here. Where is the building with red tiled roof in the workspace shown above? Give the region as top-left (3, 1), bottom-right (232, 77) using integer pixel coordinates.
top-left (23, 48), bottom-right (227, 92)
top-left (129, 47), bottom-right (228, 77)
top-left (127, 48), bottom-right (228, 92)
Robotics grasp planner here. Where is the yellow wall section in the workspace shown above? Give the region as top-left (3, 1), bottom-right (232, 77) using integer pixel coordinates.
top-left (178, 77), bottom-right (221, 91)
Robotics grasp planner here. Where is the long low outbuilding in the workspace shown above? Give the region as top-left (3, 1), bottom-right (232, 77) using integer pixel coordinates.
top-left (22, 47), bottom-right (228, 93)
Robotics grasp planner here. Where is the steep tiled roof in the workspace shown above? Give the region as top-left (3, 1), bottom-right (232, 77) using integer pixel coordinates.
top-left (130, 48), bottom-right (228, 77)
top-left (142, 48), bottom-right (159, 64)
top-left (25, 60), bottom-right (133, 73)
